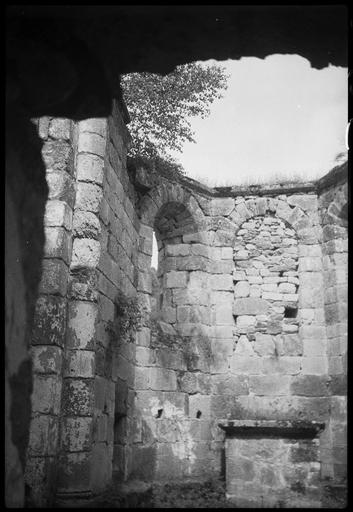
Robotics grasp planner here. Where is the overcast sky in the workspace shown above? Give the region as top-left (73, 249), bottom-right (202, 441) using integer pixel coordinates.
top-left (170, 54), bottom-right (347, 186)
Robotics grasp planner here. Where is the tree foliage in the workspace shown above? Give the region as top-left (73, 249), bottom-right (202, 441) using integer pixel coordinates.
top-left (121, 62), bottom-right (229, 160)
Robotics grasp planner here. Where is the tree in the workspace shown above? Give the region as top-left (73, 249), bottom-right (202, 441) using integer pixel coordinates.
top-left (120, 62), bottom-right (229, 161)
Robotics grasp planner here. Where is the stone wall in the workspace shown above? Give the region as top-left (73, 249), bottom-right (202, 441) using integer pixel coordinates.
top-left (317, 164), bottom-right (348, 484)
top-left (23, 95), bottom-right (347, 505)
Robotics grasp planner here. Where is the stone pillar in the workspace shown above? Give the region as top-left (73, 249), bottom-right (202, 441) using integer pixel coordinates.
top-left (25, 117), bottom-right (74, 507)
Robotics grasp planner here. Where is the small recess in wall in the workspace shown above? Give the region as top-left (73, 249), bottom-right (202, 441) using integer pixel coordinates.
top-left (156, 409), bottom-right (163, 418)
top-left (285, 306), bottom-right (298, 319)
top-left (196, 410), bottom-right (202, 419)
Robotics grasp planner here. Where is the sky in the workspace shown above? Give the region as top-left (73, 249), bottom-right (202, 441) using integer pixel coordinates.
top-left (169, 54), bottom-right (348, 186)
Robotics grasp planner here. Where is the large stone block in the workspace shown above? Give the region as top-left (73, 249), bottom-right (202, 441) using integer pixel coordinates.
top-left (42, 140), bottom-right (73, 173)
top-left (56, 452), bottom-right (91, 493)
top-left (71, 238), bottom-right (101, 269)
top-left (65, 350), bottom-right (95, 378)
top-left (32, 295), bottom-right (67, 346)
top-left (28, 415), bottom-right (59, 456)
top-left (164, 271), bottom-right (188, 288)
top-left (44, 227), bottom-right (72, 263)
top-left (301, 356), bottom-right (328, 375)
top-left (253, 333), bottom-right (276, 356)
top-left (291, 375), bottom-right (330, 396)
top-left (61, 417), bottom-right (92, 452)
top-left (32, 346), bottom-right (63, 374)
top-left (189, 394), bottom-right (211, 419)
top-left (48, 118), bottom-right (71, 140)
top-left (77, 153), bottom-right (104, 184)
top-left (31, 375), bottom-right (62, 414)
top-left (67, 301), bottom-right (97, 350)
top-left (234, 281), bottom-right (250, 298)
top-left (262, 356), bottom-right (301, 375)
top-left (211, 374), bottom-right (249, 395)
top-left (248, 375), bottom-right (291, 395)
top-left (233, 297), bottom-right (270, 316)
top-left (73, 211), bottom-right (101, 239)
top-left (75, 182), bottom-right (102, 213)
top-left (78, 132), bottom-right (106, 157)
top-left (46, 171), bottom-right (75, 206)
top-left (45, 200), bottom-right (72, 229)
top-left (62, 378), bottom-right (94, 416)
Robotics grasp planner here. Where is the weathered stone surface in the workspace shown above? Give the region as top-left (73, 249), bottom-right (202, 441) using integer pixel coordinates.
top-left (233, 297), bottom-right (270, 316)
top-left (291, 375), bottom-right (330, 396)
top-left (32, 346), bottom-right (63, 374)
top-left (73, 211), bottom-right (101, 239)
top-left (65, 350), bottom-right (95, 378)
top-left (71, 238), bottom-right (101, 269)
top-left (32, 295), bottom-right (67, 346)
top-left (45, 199), bottom-right (72, 229)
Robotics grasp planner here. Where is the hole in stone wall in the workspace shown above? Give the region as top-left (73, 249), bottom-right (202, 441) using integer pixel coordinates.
top-left (196, 410), bottom-right (202, 418)
top-left (284, 306), bottom-right (298, 319)
top-left (156, 409), bottom-right (163, 418)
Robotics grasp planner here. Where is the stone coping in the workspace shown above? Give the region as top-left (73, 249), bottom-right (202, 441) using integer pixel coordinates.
top-left (218, 419), bottom-right (325, 439)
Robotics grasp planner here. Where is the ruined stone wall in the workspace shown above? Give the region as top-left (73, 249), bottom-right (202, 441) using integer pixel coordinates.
top-left (133, 174), bottom-right (347, 497)
top-left (23, 96), bottom-right (347, 505)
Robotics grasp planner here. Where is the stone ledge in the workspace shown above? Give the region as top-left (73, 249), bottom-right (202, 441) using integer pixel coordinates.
top-left (218, 419), bottom-right (325, 438)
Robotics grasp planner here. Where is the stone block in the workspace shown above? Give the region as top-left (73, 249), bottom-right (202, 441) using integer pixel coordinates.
top-left (249, 375), bottom-right (291, 395)
top-left (210, 339), bottom-right (233, 373)
top-left (39, 259), bottom-right (68, 299)
top-left (32, 295), bottom-right (67, 346)
top-left (56, 451), bottom-right (91, 493)
top-left (253, 333), bottom-right (275, 356)
top-left (44, 227), bottom-right (71, 263)
top-left (233, 297), bottom-right (270, 316)
top-left (189, 394), bottom-right (211, 419)
top-left (301, 357), bottom-right (328, 375)
top-left (45, 200), bottom-right (72, 229)
top-left (262, 356), bottom-right (301, 375)
top-left (49, 118), bottom-right (71, 140)
top-left (46, 171), bottom-right (75, 206)
top-left (136, 327), bottom-right (151, 347)
top-left (234, 281), bottom-right (250, 298)
top-left (78, 118), bottom-right (107, 137)
top-left (291, 374), bottom-right (330, 396)
top-left (28, 415), bottom-right (59, 456)
top-left (61, 417), bottom-right (92, 452)
top-left (278, 282), bottom-right (297, 294)
top-left (62, 378), bottom-right (94, 416)
top-left (78, 132), bottom-right (106, 157)
top-left (67, 301), bottom-right (97, 350)
top-left (76, 153), bottom-right (104, 184)
top-left (164, 271), bottom-right (188, 288)
top-left (32, 346), bottom-right (63, 374)
top-left (32, 375), bottom-right (62, 414)
top-left (75, 182), bottom-right (102, 213)
top-left (211, 394), bottom-right (249, 419)
top-left (71, 238), bottom-right (101, 269)
top-left (278, 334), bottom-right (303, 356)
top-left (230, 355), bottom-right (262, 374)
top-left (234, 335), bottom-right (254, 355)
top-left (65, 350), bottom-right (95, 378)
top-left (166, 244), bottom-right (190, 256)
top-left (73, 211), bottom-right (101, 239)
top-left (211, 374), bottom-right (249, 395)
top-left (42, 140), bottom-right (73, 173)
top-left (210, 274), bottom-right (233, 291)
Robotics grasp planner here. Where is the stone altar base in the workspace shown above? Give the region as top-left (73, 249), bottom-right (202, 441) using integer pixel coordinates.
top-left (219, 420), bottom-right (325, 508)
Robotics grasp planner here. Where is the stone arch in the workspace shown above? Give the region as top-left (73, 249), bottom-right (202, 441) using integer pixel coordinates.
top-left (229, 197), bottom-right (319, 245)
